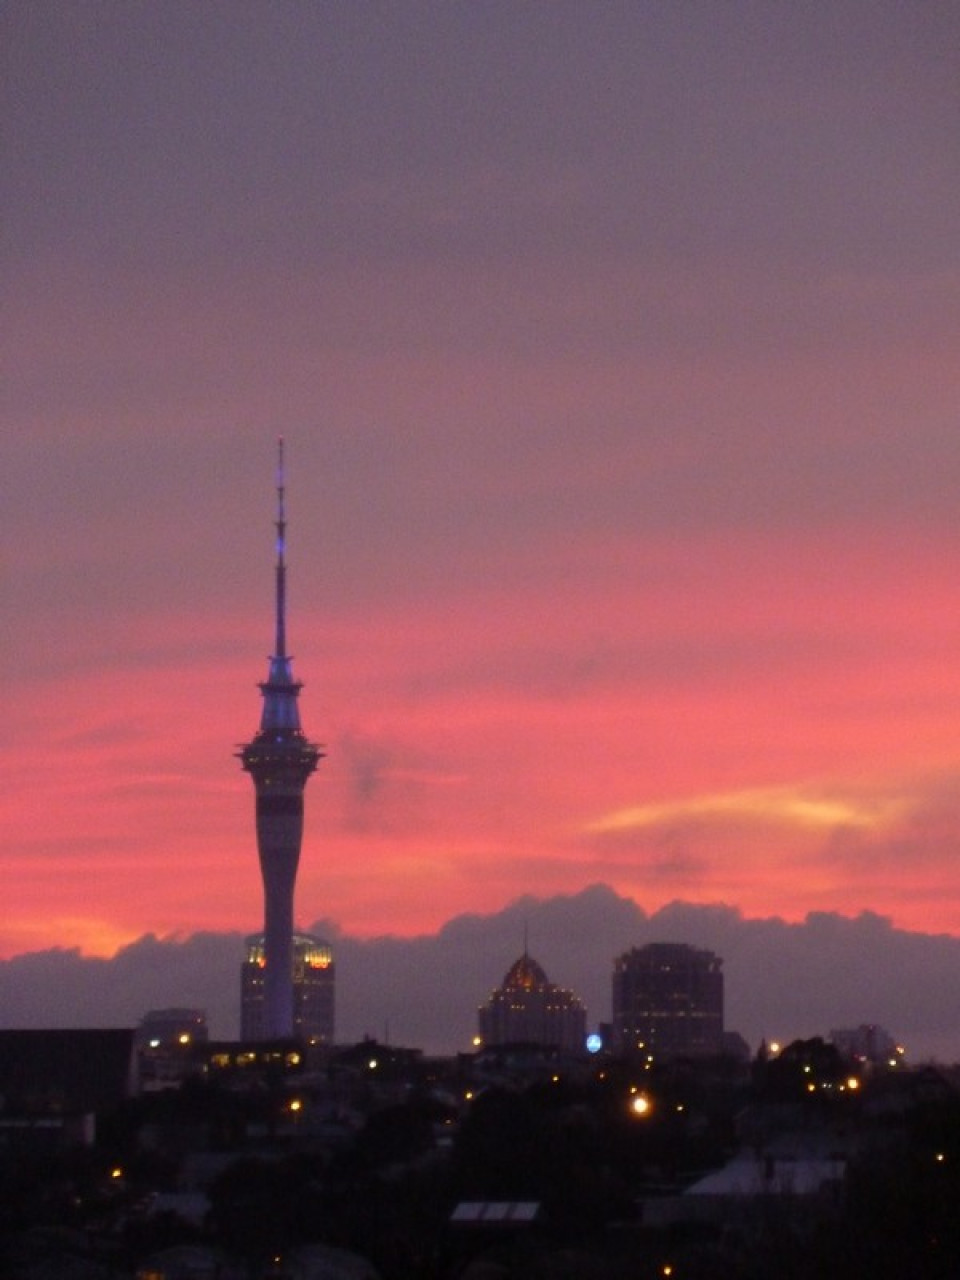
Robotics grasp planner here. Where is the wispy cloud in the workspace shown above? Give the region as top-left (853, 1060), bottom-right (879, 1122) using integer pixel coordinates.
top-left (586, 783), bottom-right (914, 836)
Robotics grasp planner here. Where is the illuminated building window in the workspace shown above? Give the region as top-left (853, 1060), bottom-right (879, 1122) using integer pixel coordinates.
top-left (477, 952), bottom-right (587, 1052)
top-left (241, 932), bottom-right (335, 1044)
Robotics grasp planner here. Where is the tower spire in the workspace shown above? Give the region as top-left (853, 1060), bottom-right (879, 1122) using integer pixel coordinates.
top-left (275, 436), bottom-right (287, 660)
top-left (256, 437), bottom-right (306, 732)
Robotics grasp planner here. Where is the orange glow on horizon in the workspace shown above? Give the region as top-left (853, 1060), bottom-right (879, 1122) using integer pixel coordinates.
top-left (6, 527), bottom-right (960, 955)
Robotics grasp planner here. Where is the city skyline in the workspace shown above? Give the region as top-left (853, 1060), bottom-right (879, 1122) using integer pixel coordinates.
top-left (3, 886), bottom-right (960, 1062)
top-left (5, 4), bottom-right (960, 967)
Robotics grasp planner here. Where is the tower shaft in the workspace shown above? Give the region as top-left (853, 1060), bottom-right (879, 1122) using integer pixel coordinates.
top-left (238, 440), bottom-right (321, 1040)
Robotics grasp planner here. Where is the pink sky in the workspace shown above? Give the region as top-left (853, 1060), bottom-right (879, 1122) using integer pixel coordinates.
top-left (4, 2), bottom-right (960, 959)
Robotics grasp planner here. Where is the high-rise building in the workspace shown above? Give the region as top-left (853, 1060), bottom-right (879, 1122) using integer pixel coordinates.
top-left (612, 943), bottom-right (724, 1060)
top-left (478, 952), bottom-right (587, 1052)
top-left (238, 440), bottom-right (322, 1040)
top-left (241, 932), bottom-right (335, 1044)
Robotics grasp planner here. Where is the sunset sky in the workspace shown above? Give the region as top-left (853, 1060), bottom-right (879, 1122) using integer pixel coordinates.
top-left (4, 1), bottom-right (960, 963)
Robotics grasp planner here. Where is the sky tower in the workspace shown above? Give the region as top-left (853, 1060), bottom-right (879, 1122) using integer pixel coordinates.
top-left (238, 440), bottom-right (321, 1040)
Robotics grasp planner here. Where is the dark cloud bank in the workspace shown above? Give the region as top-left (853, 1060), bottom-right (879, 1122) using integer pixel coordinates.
top-left (3, 886), bottom-right (959, 1062)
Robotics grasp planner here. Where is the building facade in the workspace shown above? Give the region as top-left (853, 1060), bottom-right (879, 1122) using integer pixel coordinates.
top-left (238, 440), bottom-right (323, 1040)
top-left (612, 942), bottom-right (724, 1060)
top-left (478, 952), bottom-right (586, 1052)
top-left (241, 932), bottom-right (335, 1044)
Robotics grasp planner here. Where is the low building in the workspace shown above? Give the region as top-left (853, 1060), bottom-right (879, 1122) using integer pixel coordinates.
top-left (830, 1024), bottom-right (903, 1066)
top-left (138, 1008), bottom-right (209, 1049)
top-left (0, 1028), bottom-right (137, 1149)
top-left (138, 1009), bottom-right (209, 1090)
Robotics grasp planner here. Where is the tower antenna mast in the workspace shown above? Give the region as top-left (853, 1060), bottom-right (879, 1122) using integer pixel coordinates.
top-left (275, 436), bottom-right (287, 660)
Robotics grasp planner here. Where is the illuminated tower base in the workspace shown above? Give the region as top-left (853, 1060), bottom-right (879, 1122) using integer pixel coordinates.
top-left (241, 932), bottom-right (335, 1044)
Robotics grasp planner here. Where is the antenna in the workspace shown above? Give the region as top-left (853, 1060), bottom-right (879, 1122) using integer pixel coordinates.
top-left (275, 436), bottom-right (287, 659)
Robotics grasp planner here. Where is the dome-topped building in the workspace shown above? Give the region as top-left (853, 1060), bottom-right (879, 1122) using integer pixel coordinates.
top-left (477, 951), bottom-right (587, 1052)
top-left (501, 953), bottom-right (549, 991)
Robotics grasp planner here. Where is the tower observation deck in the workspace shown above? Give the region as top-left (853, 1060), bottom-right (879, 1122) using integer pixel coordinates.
top-left (238, 440), bottom-right (322, 1040)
